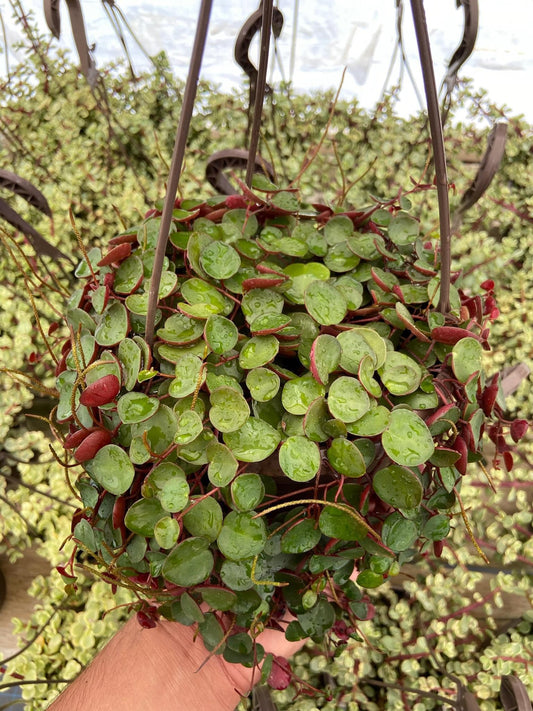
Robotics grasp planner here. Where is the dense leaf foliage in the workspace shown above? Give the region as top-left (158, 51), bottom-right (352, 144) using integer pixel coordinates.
top-left (0, 24), bottom-right (531, 710)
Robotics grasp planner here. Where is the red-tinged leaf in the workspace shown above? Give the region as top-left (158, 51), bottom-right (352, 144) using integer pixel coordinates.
top-left (431, 326), bottom-right (481, 345)
top-left (395, 307), bottom-right (431, 342)
top-left (391, 285), bottom-right (406, 303)
top-left (480, 279), bottom-right (494, 291)
top-left (452, 435), bottom-right (468, 476)
top-left (370, 268), bottom-right (392, 293)
top-left (103, 272), bottom-right (115, 288)
top-left (412, 262), bottom-right (437, 277)
top-left (510, 419), bottom-right (529, 443)
top-left (503, 451), bottom-right (514, 471)
top-left (242, 277), bottom-right (286, 291)
top-left (461, 424), bottom-right (475, 452)
top-left (56, 565), bottom-right (76, 580)
top-left (311, 202), bottom-right (332, 213)
top-left (267, 656), bottom-right (292, 691)
top-left (74, 429), bottom-right (113, 462)
top-left (488, 424), bottom-right (500, 446)
top-left (97, 243), bottom-right (132, 266)
top-left (79, 374), bottom-right (120, 407)
top-left (365, 220), bottom-right (382, 235)
top-left (483, 294), bottom-right (497, 315)
top-left (64, 427), bottom-right (97, 449)
top-left (309, 340), bottom-right (323, 385)
top-left (481, 372), bottom-right (499, 416)
top-left (136, 609), bottom-right (158, 629)
top-left (48, 321), bottom-right (60, 335)
top-left (225, 195), bottom-right (248, 209)
top-left (433, 539), bottom-right (444, 558)
top-left (55, 353), bottom-right (67, 376)
top-left (424, 403), bottom-right (458, 428)
top-left (204, 207), bottom-right (228, 222)
top-left (463, 295), bottom-right (483, 321)
top-left (108, 232), bottom-right (138, 246)
top-left (112, 495), bottom-right (126, 530)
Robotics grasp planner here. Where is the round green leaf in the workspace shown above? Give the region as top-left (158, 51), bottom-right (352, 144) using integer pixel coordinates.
top-left (423, 514), bottom-right (451, 541)
top-left (379, 352), bottom-right (422, 395)
top-left (279, 436), bottom-right (321, 482)
top-left (382, 409), bottom-right (434, 466)
top-left (334, 275), bottom-right (364, 310)
top-left (324, 215), bottom-right (354, 245)
top-left (117, 392), bottom-right (160, 424)
top-left (162, 538), bottom-right (214, 586)
top-left (131, 405), bottom-right (178, 455)
top-left (73, 519), bottom-right (96, 552)
top-left (323, 241), bottom-right (360, 273)
top-left (304, 280), bottom-right (347, 325)
top-left (297, 598), bottom-right (336, 639)
top-left (246, 367), bottom-right (280, 402)
top-left (181, 277), bottom-right (232, 315)
top-left (337, 329), bottom-right (381, 373)
top-left (222, 208), bottom-right (258, 238)
top-left (209, 387), bottom-right (250, 433)
top-left (372, 464), bottom-right (423, 509)
top-left (282, 374), bottom-right (325, 415)
top-left (283, 262), bottom-right (330, 304)
top-left (248, 312), bottom-right (291, 335)
top-left (327, 376), bottom-right (370, 423)
top-left (201, 587), bottom-right (238, 612)
top-left (206, 441), bottom-right (239, 487)
top-left (169, 354), bottom-right (205, 398)
top-left (356, 570), bottom-right (384, 588)
top-left (303, 397), bottom-right (330, 442)
top-left (113, 255), bottom-right (143, 294)
top-left (220, 560), bottom-right (254, 591)
top-left (124, 498), bottom-right (166, 537)
top-left (142, 462), bottom-right (186, 497)
top-left (200, 241), bottom-right (241, 279)
top-left (281, 519), bottom-right (322, 554)
top-left (452, 337), bottom-right (483, 383)
top-left (178, 301), bottom-right (220, 319)
top-left (241, 288), bottom-right (284, 319)
top-left (154, 516), bottom-right (180, 549)
top-left (381, 512), bottom-right (419, 552)
top-left (358, 354), bottom-right (381, 397)
top-left (327, 438), bottom-right (366, 477)
top-left (174, 410), bottom-right (203, 445)
top-left (318, 505), bottom-right (367, 541)
top-left (239, 335), bottom-right (279, 369)
top-left (95, 301), bottom-right (129, 347)
top-left (347, 406), bottom-right (390, 436)
top-left (157, 313), bottom-right (204, 345)
top-left (198, 613), bottom-right (225, 651)
top-left (85, 444), bottom-right (134, 495)
top-left (117, 338), bottom-right (141, 391)
top-left (387, 213), bottom-right (419, 245)
top-left (158, 476), bottom-right (190, 513)
top-left (158, 271), bottom-right (178, 299)
top-left (204, 315), bottom-right (239, 354)
top-left (224, 417), bottom-right (281, 461)
top-left (310, 334), bottom-right (341, 385)
top-left (183, 496), bottom-right (223, 542)
top-left (231, 473), bottom-right (265, 511)
top-left (217, 511), bottom-right (267, 561)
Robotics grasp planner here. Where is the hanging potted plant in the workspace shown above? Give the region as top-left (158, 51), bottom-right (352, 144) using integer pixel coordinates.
top-left (43, 0), bottom-right (528, 691)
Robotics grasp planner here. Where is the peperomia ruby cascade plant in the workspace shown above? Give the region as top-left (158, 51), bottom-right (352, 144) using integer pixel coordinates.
top-left (51, 180), bottom-right (528, 683)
